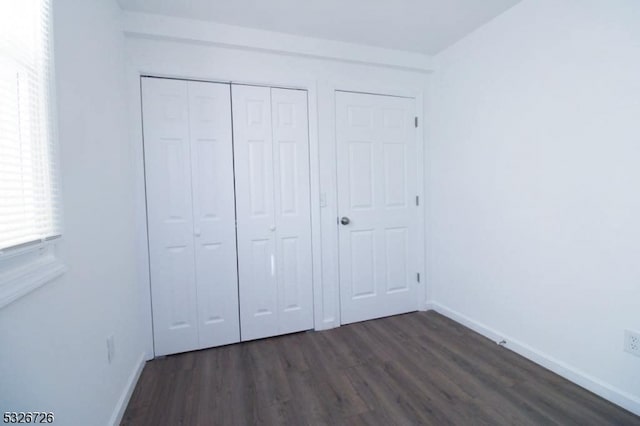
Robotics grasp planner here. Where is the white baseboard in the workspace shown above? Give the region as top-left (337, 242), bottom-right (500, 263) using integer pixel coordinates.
top-left (427, 302), bottom-right (640, 417)
top-left (109, 352), bottom-right (147, 426)
top-left (423, 300), bottom-right (436, 312)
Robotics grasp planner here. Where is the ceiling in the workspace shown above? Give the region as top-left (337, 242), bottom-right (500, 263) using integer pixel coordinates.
top-left (117, 0), bottom-right (521, 55)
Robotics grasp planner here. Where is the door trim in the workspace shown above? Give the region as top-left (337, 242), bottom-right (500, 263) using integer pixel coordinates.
top-left (132, 74), bottom-right (322, 359)
top-left (334, 89), bottom-right (424, 325)
top-left (335, 89), bottom-right (416, 99)
top-left (316, 81), bottom-right (426, 328)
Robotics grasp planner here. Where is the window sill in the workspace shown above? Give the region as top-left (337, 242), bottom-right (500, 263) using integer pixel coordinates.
top-left (0, 240), bottom-right (67, 309)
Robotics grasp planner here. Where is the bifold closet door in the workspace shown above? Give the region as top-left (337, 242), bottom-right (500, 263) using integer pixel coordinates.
top-left (232, 85), bottom-right (314, 341)
top-left (142, 77), bottom-right (240, 356)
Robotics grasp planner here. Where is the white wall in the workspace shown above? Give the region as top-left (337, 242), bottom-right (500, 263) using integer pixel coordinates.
top-left (123, 14), bottom-right (432, 356)
top-left (0, 1), bottom-right (146, 424)
top-left (430, 0), bottom-right (640, 414)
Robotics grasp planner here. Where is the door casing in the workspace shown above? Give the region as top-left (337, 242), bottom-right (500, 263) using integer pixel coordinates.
top-left (335, 90), bottom-right (421, 324)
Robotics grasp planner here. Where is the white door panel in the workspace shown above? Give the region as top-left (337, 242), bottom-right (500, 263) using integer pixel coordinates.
top-left (233, 85), bottom-right (313, 341)
top-left (232, 85), bottom-right (279, 340)
top-left (271, 88), bottom-right (313, 335)
top-left (336, 91), bottom-right (418, 325)
top-left (144, 79), bottom-right (313, 353)
top-left (142, 78), bottom-right (240, 356)
top-left (187, 81), bottom-right (240, 348)
top-left (142, 78), bottom-right (199, 356)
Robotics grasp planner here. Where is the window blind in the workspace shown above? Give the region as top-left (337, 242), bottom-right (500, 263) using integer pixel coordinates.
top-left (0, 0), bottom-right (61, 251)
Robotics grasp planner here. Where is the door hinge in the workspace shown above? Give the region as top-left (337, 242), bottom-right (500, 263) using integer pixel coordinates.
top-left (414, 116), bottom-right (418, 128)
top-left (415, 195), bottom-right (420, 206)
top-left (417, 272), bottom-right (421, 283)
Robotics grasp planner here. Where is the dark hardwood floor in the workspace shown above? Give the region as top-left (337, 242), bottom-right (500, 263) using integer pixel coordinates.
top-left (122, 311), bottom-right (640, 425)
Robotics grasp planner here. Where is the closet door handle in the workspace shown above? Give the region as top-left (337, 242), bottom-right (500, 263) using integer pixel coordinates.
top-left (340, 216), bottom-right (350, 225)
top-left (194, 228), bottom-right (201, 237)
top-left (270, 254), bottom-right (275, 276)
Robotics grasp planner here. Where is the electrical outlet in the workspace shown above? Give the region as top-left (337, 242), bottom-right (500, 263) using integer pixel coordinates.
top-left (624, 330), bottom-right (640, 357)
top-left (107, 335), bottom-right (115, 363)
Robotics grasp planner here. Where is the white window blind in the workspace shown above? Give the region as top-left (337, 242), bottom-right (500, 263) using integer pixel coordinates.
top-left (0, 0), bottom-right (61, 251)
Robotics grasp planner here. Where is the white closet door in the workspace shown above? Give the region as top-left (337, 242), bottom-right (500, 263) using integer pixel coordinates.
top-left (271, 88), bottom-right (314, 335)
top-left (142, 78), bottom-right (199, 356)
top-left (232, 85), bottom-right (313, 341)
top-left (142, 77), bottom-right (239, 356)
top-left (336, 91), bottom-right (419, 325)
top-left (232, 85), bottom-right (278, 340)
top-left (187, 81), bottom-right (240, 348)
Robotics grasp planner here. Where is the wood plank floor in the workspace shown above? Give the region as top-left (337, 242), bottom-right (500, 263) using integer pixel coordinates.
top-left (122, 311), bottom-right (640, 425)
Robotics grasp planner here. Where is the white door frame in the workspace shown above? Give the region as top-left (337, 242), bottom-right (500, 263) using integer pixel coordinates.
top-left (129, 73), bottom-right (321, 360)
top-left (317, 80), bottom-right (427, 328)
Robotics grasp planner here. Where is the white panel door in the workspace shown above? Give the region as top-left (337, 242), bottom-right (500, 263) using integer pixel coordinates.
top-left (232, 85), bottom-right (278, 341)
top-left (232, 85), bottom-right (313, 341)
top-left (336, 91), bottom-right (419, 325)
top-left (142, 78), bottom-right (199, 356)
top-left (186, 81), bottom-right (240, 348)
top-left (271, 88), bottom-right (314, 335)
top-left (142, 77), bottom-right (239, 356)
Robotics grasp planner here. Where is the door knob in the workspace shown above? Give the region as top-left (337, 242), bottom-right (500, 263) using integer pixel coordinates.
top-left (340, 216), bottom-right (350, 225)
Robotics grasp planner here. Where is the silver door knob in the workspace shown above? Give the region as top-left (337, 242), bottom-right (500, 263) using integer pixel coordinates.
top-left (340, 217), bottom-right (350, 225)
